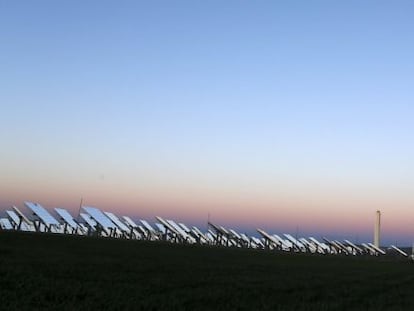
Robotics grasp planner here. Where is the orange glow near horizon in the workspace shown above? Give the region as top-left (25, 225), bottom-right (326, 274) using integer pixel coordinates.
top-left (2, 172), bottom-right (413, 245)
top-left (1, 157), bottom-right (413, 246)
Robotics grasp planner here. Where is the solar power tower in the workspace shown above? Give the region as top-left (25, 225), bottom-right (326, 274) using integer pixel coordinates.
top-left (374, 210), bottom-right (381, 248)
top-left (2, 201), bottom-right (409, 259)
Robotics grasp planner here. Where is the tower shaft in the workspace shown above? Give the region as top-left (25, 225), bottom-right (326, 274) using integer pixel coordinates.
top-left (374, 210), bottom-right (381, 248)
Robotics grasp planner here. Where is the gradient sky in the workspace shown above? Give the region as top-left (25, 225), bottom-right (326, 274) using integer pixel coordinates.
top-left (1, 1), bottom-right (414, 245)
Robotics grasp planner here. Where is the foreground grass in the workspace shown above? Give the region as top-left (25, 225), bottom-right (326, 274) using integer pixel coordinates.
top-left (0, 232), bottom-right (413, 310)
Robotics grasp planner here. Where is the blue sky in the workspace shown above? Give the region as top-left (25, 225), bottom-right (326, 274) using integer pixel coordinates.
top-left (1, 1), bottom-right (414, 244)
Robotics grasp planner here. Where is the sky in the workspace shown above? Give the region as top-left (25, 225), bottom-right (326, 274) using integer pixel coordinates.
top-left (1, 1), bottom-right (413, 245)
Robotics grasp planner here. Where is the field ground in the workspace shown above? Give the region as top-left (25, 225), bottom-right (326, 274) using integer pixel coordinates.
top-left (0, 231), bottom-right (413, 310)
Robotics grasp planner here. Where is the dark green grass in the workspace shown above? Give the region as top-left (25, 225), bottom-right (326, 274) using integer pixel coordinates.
top-left (0, 231), bottom-right (413, 310)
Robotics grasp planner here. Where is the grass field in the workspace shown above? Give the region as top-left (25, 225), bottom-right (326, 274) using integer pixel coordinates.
top-left (0, 231), bottom-right (413, 310)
